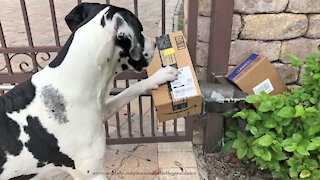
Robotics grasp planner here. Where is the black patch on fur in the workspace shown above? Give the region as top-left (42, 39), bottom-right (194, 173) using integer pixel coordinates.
top-left (128, 58), bottom-right (148, 71)
top-left (40, 85), bottom-right (68, 124)
top-left (118, 59), bottom-right (121, 63)
top-left (37, 162), bottom-right (45, 168)
top-left (121, 64), bottom-right (128, 71)
top-left (100, 15), bottom-right (105, 27)
top-left (65, 3), bottom-right (107, 32)
top-left (48, 34), bottom-right (75, 68)
top-left (24, 116), bottom-right (75, 169)
top-left (119, 51), bottom-right (125, 58)
top-left (0, 79), bottom-right (36, 174)
top-left (9, 174), bottom-right (37, 180)
top-left (105, 6), bottom-right (143, 32)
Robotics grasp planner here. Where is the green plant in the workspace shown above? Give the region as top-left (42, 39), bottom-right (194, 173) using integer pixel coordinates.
top-left (223, 46), bottom-right (320, 179)
top-left (178, 22), bottom-right (184, 30)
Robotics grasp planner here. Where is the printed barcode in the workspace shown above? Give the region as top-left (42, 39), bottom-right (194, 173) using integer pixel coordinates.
top-left (174, 87), bottom-right (196, 97)
top-left (168, 54), bottom-right (176, 64)
top-left (253, 79), bottom-right (274, 95)
top-left (175, 36), bottom-right (186, 50)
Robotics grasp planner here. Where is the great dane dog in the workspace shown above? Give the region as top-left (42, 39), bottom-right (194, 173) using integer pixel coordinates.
top-left (0, 3), bottom-right (179, 180)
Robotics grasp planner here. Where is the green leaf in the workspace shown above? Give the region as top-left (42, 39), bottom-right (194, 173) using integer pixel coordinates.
top-left (225, 132), bottom-right (236, 139)
top-left (273, 151), bottom-right (288, 161)
top-left (232, 111), bottom-right (247, 119)
top-left (237, 131), bottom-right (247, 141)
top-left (297, 146), bottom-right (310, 155)
top-left (281, 138), bottom-right (294, 146)
top-left (264, 119), bottom-right (277, 128)
top-left (222, 140), bottom-right (234, 152)
top-left (291, 59), bottom-right (304, 67)
top-left (278, 106), bottom-right (295, 118)
top-left (274, 97), bottom-right (285, 109)
top-left (245, 94), bottom-right (260, 103)
top-left (310, 97), bottom-right (318, 104)
top-left (295, 105), bottom-right (305, 117)
top-left (258, 100), bottom-right (273, 112)
top-left (306, 53), bottom-right (320, 61)
top-left (305, 106), bottom-right (317, 113)
top-left (249, 126), bottom-right (258, 135)
top-left (233, 139), bottom-right (244, 149)
top-left (311, 136), bottom-right (320, 143)
top-left (288, 54), bottom-right (300, 61)
top-left (270, 160), bottom-right (281, 171)
top-left (309, 123), bottom-right (320, 135)
top-left (312, 169), bottom-right (320, 178)
top-left (236, 146), bottom-right (248, 159)
top-left (304, 159), bottom-right (319, 170)
top-left (306, 142), bottom-right (320, 151)
top-left (289, 166), bottom-right (299, 178)
top-left (252, 146), bottom-right (264, 156)
top-left (247, 110), bottom-right (261, 124)
top-left (284, 145), bottom-right (297, 152)
top-left (261, 150), bottom-right (272, 161)
top-left (247, 148), bottom-right (254, 159)
top-left (313, 73), bottom-right (320, 79)
top-left (275, 125), bottom-right (283, 134)
top-left (305, 117), bottom-right (316, 126)
top-left (258, 135), bottom-right (273, 147)
top-left (292, 133), bottom-right (302, 143)
top-left (271, 144), bottom-right (282, 153)
top-left (299, 169), bottom-right (311, 178)
top-left (279, 118), bottom-right (292, 126)
top-left (300, 139), bottom-right (310, 148)
top-left (287, 157), bottom-right (298, 167)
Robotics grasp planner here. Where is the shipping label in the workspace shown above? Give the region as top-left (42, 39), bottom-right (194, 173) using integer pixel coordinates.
top-left (170, 66), bottom-right (197, 99)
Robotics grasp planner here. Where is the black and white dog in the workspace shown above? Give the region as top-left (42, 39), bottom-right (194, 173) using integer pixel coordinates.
top-left (0, 3), bottom-right (179, 180)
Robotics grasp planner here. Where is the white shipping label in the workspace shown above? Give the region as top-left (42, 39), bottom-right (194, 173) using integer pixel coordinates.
top-left (253, 78), bottom-right (274, 95)
top-left (170, 66), bottom-right (197, 99)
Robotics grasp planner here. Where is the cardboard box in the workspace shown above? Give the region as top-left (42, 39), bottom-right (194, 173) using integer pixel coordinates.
top-left (225, 54), bottom-right (289, 96)
top-left (147, 31), bottom-right (202, 122)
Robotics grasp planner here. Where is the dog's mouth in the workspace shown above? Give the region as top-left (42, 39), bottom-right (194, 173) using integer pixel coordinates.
top-left (127, 58), bottom-right (149, 72)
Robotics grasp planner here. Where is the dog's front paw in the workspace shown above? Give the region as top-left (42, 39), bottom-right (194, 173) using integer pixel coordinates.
top-left (146, 66), bottom-right (180, 90)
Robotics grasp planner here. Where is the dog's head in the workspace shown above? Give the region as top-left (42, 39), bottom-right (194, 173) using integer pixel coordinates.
top-left (65, 3), bottom-right (155, 72)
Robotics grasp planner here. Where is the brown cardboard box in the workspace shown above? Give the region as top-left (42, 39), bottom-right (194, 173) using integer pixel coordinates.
top-left (225, 54), bottom-right (289, 96)
top-left (147, 31), bottom-right (202, 122)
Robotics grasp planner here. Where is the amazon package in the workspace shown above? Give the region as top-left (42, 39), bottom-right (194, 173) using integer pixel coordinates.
top-left (225, 54), bottom-right (289, 96)
top-left (147, 31), bottom-right (202, 122)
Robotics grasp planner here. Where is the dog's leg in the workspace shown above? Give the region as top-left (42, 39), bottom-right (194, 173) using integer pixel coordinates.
top-left (103, 66), bottom-right (179, 121)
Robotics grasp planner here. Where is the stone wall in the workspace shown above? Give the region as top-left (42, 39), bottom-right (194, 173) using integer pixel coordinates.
top-left (192, 0), bottom-right (320, 87)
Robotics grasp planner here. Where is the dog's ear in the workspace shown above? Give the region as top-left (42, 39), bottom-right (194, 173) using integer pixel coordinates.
top-left (65, 3), bottom-right (105, 32)
top-left (113, 16), bottom-right (142, 61)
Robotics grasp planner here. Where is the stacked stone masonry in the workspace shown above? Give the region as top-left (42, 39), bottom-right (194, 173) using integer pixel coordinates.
top-left (194, 0), bottom-right (320, 86)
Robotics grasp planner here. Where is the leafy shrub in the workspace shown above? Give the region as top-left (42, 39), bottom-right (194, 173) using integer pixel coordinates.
top-left (224, 48), bottom-right (320, 179)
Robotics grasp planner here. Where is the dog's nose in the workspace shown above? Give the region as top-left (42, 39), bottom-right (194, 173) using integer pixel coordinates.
top-left (154, 42), bottom-right (156, 49)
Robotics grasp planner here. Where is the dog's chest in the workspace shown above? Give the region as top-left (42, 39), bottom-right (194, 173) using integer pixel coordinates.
top-left (0, 79), bottom-right (106, 178)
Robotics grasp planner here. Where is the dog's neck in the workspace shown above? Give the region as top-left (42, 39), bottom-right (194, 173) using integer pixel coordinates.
top-left (33, 19), bottom-right (122, 107)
